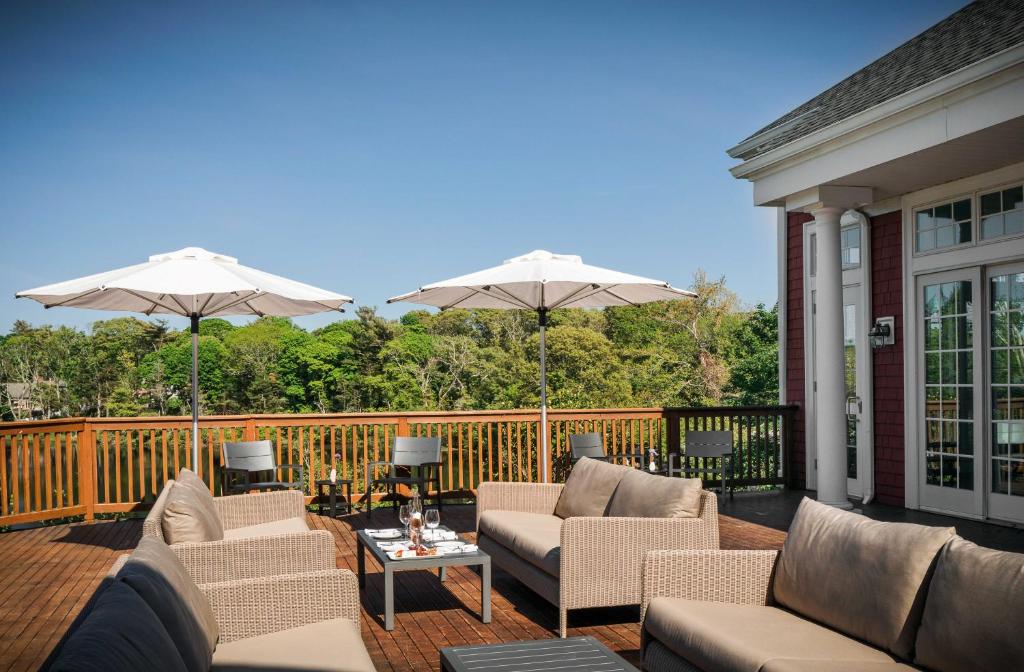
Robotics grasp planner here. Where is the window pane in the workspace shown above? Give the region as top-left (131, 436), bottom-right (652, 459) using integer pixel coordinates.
top-left (1012, 274), bottom-right (1024, 310)
top-left (1011, 312), bottom-right (1024, 347)
top-left (1004, 186), bottom-right (1023, 211)
top-left (993, 312), bottom-right (1009, 346)
top-left (917, 209), bottom-right (935, 230)
top-left (958, 221), bottom-right (972, 243)
top-left (941, 317), bottom-right (956, 349)
top-left (1012, 388), bottom-right (1024, 420)
top-left (917, 230), bottom-right (935, 252)
top-left (936, 225), bottom-right (955, 248)
top-left (925, 286), bottom-right (940, 316)
top-left (981, 191), bottom-right (1002, 217)
top-left (954, 198), bottom-right (971, 222)
top-left (958, 351), bottom-right (973, 384)
top-left (993, 460), bottom-right (1010, 494)
top-left (1006, 210), bottom-right (1024, 236)
top-left (958, 458), bottom-right (973, 490)
top-left (958, 387), bottom-right (973, 421)
top-left (959, 422), bottom-right (973, 456)
top-left (993, 350), bottom-right (1009, 385)
top-left (982, 215), bottom-right (1004, 239)
top-left (992, 275), bottom-right (1009, 311)
top-left (1012, 350), bottom-right (1024, 385)
top-left (809, 234), bottom-right (816, 276)
top-left (934, 203), bottom-right (952, 227)
top-left (926, 352), bottom-right (940, 384)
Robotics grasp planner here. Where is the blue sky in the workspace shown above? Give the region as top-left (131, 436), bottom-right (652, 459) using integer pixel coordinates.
top-left (0, 0), bottom-right (964, 332)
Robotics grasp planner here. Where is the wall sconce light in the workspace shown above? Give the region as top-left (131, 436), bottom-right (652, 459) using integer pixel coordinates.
top-left (869, 317), bottom-right (895, 349)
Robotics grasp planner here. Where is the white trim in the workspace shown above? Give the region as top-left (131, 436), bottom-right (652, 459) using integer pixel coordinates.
top-left (729, 44), bottom-right (1024, 175)
top-left (803, 220), bottom-right (818, 490)
top-left (778, 207), bottom-right (788, 406)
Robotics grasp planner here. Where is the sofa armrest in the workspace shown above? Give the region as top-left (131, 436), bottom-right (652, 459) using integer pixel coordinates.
top-left (213, 489), bottom-right (307, 530)
top-left (142, 480), bottom-right (176, 542)
top-left (560, 507), bottom-right (720, 610)
top-left (476, 481), bottom-right (564, 529)
top-left (199, 569), bottom-right (360, 643)
top-left (170, 530), bottom-right (336, 584)
top-left (641, 549), bottom-right (779, 620)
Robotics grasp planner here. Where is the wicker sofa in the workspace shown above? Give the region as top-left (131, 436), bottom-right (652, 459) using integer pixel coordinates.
top-left (144, 468), bottom-right (310, 545)
top-left (476, 458), bottom-right (719, 637)
top-left (641, 498), bottom-right (1024, 672)
top-left (45, 536), bottom-right (374, 671)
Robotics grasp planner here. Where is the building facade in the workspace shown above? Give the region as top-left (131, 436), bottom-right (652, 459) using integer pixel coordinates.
top-left (730, 0), bottom-right (1024, 523)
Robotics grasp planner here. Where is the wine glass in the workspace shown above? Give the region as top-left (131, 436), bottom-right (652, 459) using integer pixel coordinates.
top-left (424, 508), bottom-right (440, 542)
top-left (398, 504), bottom-right (412, 539)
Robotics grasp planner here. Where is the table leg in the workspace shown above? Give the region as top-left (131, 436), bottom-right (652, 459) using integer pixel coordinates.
top-left (357, 537), bottom-right (366, 588)
top-left (329, 485), bottom-right (337, 518)
top-left (480, 559), bottom-right (491, 623)
top-left (438, 566), bottom-right (447, 582)
top-left (344, 482), bottom-right (352, 515)
top-left (384, 566), bottom-right (395, 631)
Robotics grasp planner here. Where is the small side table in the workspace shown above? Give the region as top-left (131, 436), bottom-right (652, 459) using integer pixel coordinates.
top-left (315, 478), bottom-right (353, 517)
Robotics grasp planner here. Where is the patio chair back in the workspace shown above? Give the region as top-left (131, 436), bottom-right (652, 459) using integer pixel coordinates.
top-left (222, 440), bottom-right (278, 472)
top-left (569, 432), bottom-right (605, 461)
top-left (391, 436), bottom-right (442, 467)
top-left (684, 430), bottom-right (733, 458)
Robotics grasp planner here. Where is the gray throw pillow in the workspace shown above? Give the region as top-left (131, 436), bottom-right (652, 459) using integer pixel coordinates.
top-left (553, 457), bottom-right (630, 518)
top-left (606, 469), bottom-right (703, 518)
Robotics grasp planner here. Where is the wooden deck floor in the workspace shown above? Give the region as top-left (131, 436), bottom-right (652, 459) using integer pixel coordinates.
top-left (0, 505), bottom-right (786, 671)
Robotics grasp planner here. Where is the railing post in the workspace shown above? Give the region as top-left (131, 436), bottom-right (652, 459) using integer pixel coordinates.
top-left (665, 408), bottom-right (680, 471)
top-left (80, 420), bottom-right (97, 522)
top-left (396, 416), bottom-right (409, 438)
top-left (782, 406), bottom-right (795, 489)
top-left (244, 416), bottom-right (257, 442)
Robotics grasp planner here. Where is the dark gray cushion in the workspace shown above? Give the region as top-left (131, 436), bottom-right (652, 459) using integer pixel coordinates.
top-left (118, 537), bottom-right (218, 671)
top-left (48, 580), bottom-right (188, 672)
top-left (553, 457), bottom-right (629, 518)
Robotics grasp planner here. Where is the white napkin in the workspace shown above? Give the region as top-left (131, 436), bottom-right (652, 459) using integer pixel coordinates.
top-left (421, 529), bottom-right (458, 542)
top-left (441, 544), bottom-right (478, 555)
top-left (367, 528), bottom-right (401, 538)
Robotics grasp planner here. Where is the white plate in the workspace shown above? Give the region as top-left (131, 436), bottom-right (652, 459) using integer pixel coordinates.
top-left (367, 529), bottom-right (402, 539)
top-left (386, 550), bottom-right (438, 560)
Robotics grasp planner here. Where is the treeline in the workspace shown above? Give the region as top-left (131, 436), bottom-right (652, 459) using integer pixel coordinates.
top-left (0, 272), bottom-right (778, 420)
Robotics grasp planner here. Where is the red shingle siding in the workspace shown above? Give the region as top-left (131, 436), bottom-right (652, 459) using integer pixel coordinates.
top-left (786, 212), bottom-right (812, 490)
top-left (870, 210), bottom-right (905, 506)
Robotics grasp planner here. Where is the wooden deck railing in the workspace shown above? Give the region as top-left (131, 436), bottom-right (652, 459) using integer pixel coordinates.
top-left (0, 405), bottom-right (797, 526)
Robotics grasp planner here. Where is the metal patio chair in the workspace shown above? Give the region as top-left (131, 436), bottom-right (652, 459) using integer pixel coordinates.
top-left (365, 436), bottom-right (443, 519)
top-left (220, 439), bottom-right (304, 495)
top-left (568, 432), bottom-right (645, 468)
top-left (673, 429), bottom-right (734, 496)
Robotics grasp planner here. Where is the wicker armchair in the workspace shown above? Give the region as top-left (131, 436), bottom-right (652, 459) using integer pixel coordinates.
top-left (476, 481), bottom-right (719, 637)
top-left (143, 477), bottom-right (308, 543)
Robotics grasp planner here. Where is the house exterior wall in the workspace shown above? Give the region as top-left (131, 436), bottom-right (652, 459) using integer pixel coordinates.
top-left (870, 210), bottom-right (905, 506)
top-left (786, 211), bottom-right (812, 489)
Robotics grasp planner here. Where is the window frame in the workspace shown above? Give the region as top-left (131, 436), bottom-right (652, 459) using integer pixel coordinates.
top-left (979, 182), bottom-right (1024, 243)
top-left (912, 180), bottom-right (1024, 258)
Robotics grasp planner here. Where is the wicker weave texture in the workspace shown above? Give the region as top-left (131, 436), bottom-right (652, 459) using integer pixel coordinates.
top-left (475, 481), bottom-right (564, 529)
top-left (640, 549), bottom-right (779, 621)
top-left (171, 530), bottom-right (337, 584)
top-left (214, 489), bottom-right (306, 530)
top-left (199, 569), bottom-right (360, 643)
top-left (559, 491), bottom-right (720, 612)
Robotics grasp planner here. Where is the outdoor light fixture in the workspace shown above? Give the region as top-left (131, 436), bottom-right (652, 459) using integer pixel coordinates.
top-left (869, 317), bottom-right (895, 349)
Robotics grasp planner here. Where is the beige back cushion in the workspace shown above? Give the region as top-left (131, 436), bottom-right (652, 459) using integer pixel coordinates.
top-left (915, 537), bottom-right (1024, 672)
top-left (606, 469), bottom-right (703, 518)
top-left (49, 580), bottom-right (189, 672)
top-left (553, 457), bottom-right (629, 518)
top-left (773, 498), bottom-right (954, 660)
top-left (118, 537), bottom-right (219, 670)
top-left (161, 475), bottom-right (224, 544)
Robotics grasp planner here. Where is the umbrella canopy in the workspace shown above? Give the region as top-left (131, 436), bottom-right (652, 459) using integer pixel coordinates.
top-left (388, 249), bottom-right (695, 482)
top-left (17, 247), bottom-right (353, 471)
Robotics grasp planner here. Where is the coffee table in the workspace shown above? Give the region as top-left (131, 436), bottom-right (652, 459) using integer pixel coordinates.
top-left (356, 526), bottom-right (491, 631)
top-left (440, 636), bottom-right (639, 671)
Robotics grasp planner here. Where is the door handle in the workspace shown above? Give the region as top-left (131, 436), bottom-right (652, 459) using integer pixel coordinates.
top-left (846, 396), bottom-right (862, 415)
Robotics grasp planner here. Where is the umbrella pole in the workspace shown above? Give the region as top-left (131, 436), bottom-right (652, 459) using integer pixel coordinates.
top-left (190, 314), bottom-right (200, 478)
top-left (538, 309), bottom-right (549, 483)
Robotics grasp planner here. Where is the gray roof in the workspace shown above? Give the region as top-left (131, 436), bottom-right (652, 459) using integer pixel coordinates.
top-left (729, 0), bottom-right (1024, 161)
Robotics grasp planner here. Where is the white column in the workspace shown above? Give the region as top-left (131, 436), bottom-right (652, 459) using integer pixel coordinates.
top-left (812, 206), bottom-right (853, 509)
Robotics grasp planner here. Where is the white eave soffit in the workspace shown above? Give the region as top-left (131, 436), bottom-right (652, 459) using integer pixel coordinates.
top-left (728, 42), bottom-right (1024, 182)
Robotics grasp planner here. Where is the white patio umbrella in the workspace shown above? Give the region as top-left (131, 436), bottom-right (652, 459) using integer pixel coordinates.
top-left (388, 249), bottom-right (695, 482)
top-left (17, 247), bottom-right (353, 470)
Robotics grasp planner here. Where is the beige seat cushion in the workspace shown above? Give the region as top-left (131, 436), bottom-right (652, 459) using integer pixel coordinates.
top-left (607, 469), bottom-right (702, 518)
top-left (644, 598), bottom-right (901, 672)
top-left (760, 660), bottom-right (920, 671)
top-left (162, 481), bottom-right (225, 545)
top-left (772, 497), bottom-right (953, 660)
top-left (222, 516), bottom-right (309, 540)
top-left (211, 618), bottom-right (375, 671)
top-left (49, 580), bottom-right (188, 672)
top-left (553, 457), bottom-right (630, 518)
top-left (478, 510), bottom-right (562, 577)
top-left (117, 537), bottom-right (219, 670)
top-left (915, 537), bottom-right (1024, 672)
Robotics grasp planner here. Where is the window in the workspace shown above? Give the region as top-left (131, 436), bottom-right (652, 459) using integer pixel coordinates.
top-left (916, 198), bottom-right (971, 253)
top-left (841, 226), bottom-right (861, 269)
top-left (990, 272), bottom-right (1024, 498)
top-left (980, 185), bottom-right (1024, 240)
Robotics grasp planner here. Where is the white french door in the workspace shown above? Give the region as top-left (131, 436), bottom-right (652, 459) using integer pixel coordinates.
top-left (917, 269), bottom-right (984, 517)
top-left (985, 264), bottom-right (1024, 523)
top-left (843, 285), bottom-right (867, 498)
